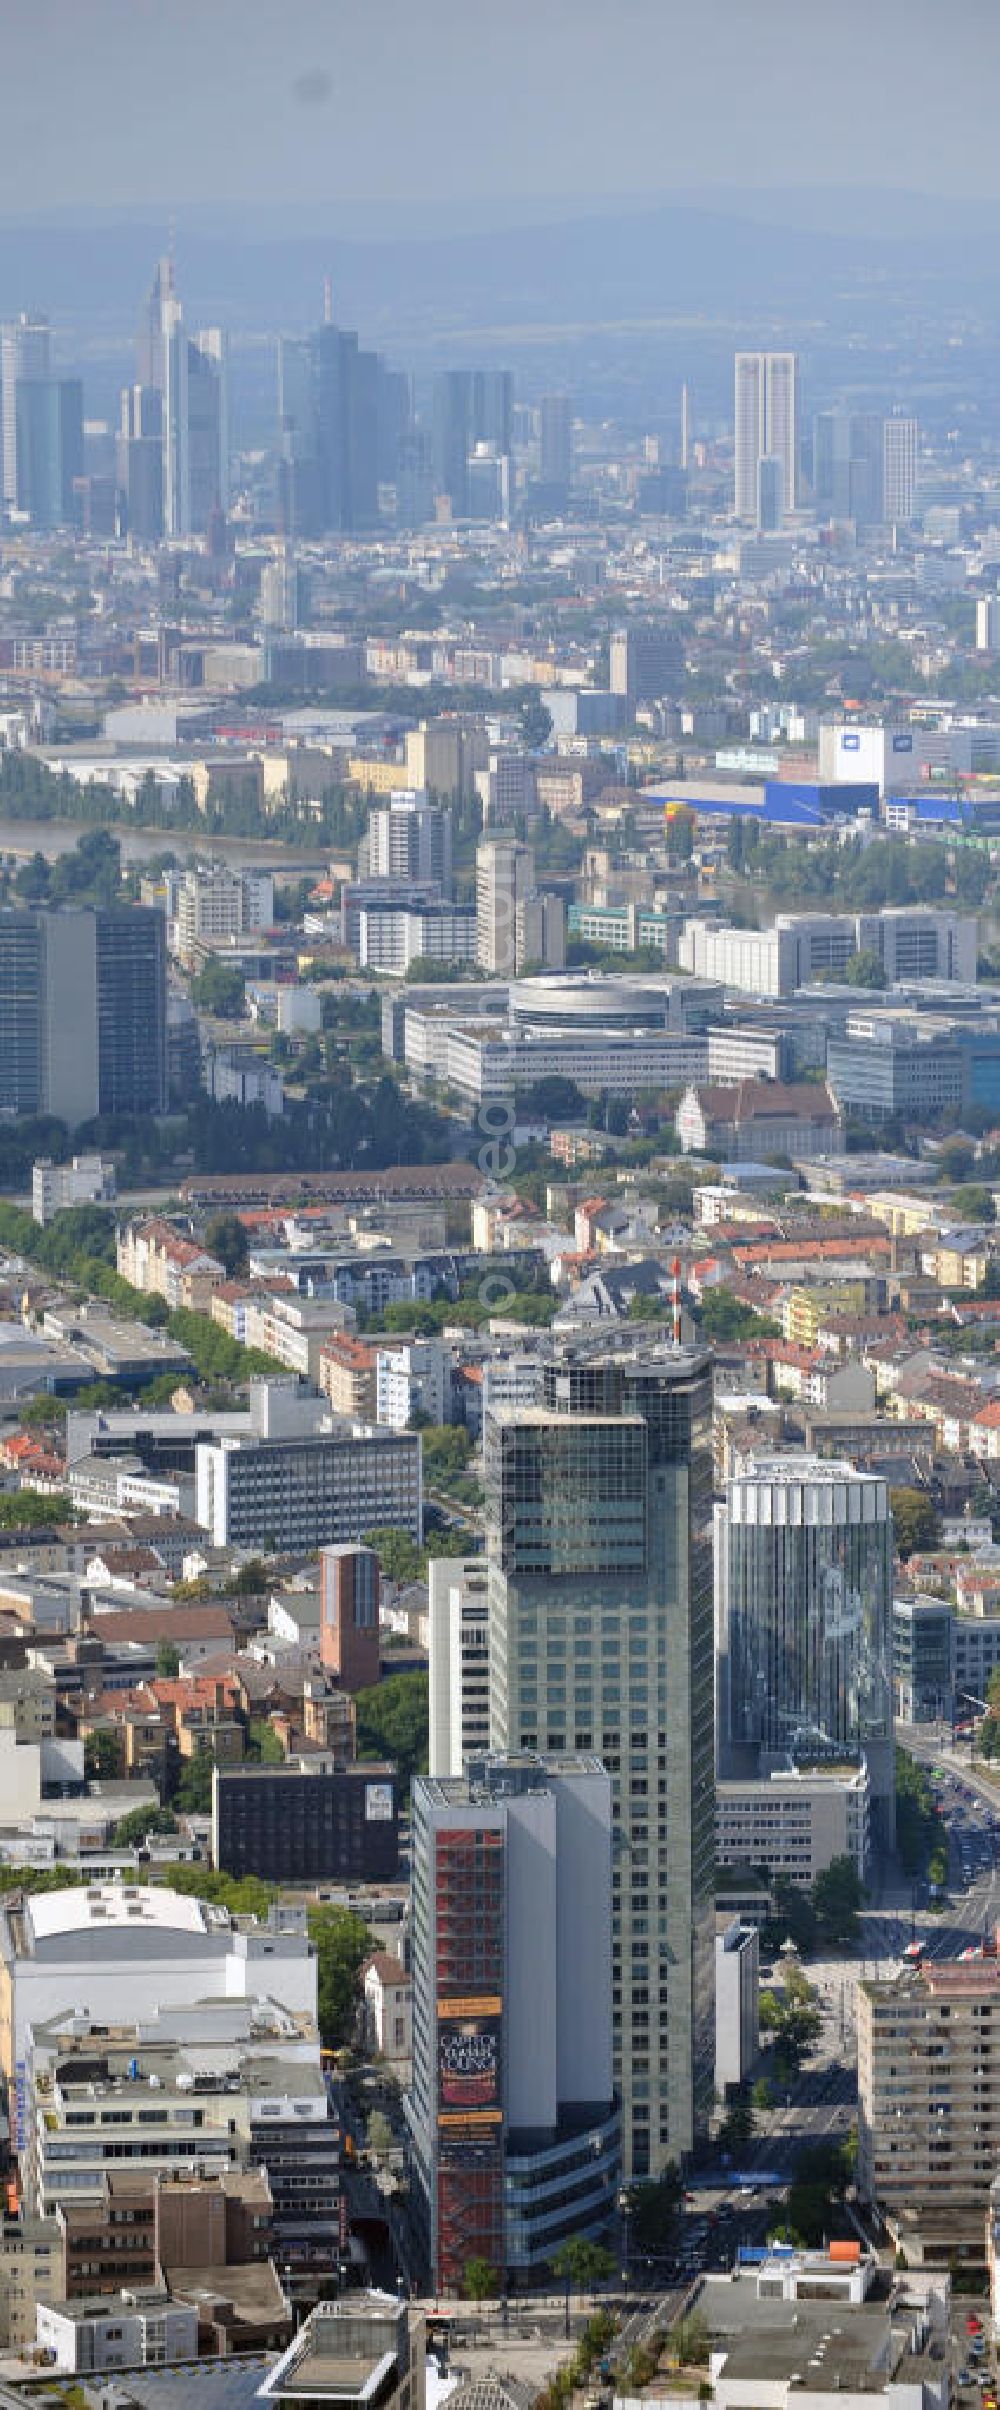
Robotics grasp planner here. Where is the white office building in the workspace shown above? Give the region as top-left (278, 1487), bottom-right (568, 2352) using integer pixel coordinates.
top-left (715, 1917), bottom-right (759, 2093)
top-left (37, 2292), bottom-right (199, 2374)
top-left (428, 1554), bottom-right (489, 1778)
top-left (195, 1422), bottom-right (421, 1551)
top-left (716, 1762), bottom-right (872, 1886)
top-left (32, 1153), bottom-right (116, 1227)
top-left (883, 414), bottom-right (919, 524)
top-left (0, 1885), bottom-right (317, 2147)
top-left (376, 1339), bottom-right (450, 1431)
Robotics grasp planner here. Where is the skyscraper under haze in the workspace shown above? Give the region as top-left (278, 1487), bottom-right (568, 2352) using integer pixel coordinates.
top-left (277, 313), bottom-right (400, 535)
top-left (883, 413), bottom-right (918, 525)
top-left (485, 1341), bottom-right (716, 2178)
top-left (0, 314), bottom-right (50, 510)
top-left (137, 256), bottom-right (227, 537)
top-left (734, 350), bottom-right (800, 525)
top-left (432, 369), bottom-right (514, 518)
top-left (539, 391), bottom-right (573, 495)
top-left (13, 376), bottom-right (83, 529)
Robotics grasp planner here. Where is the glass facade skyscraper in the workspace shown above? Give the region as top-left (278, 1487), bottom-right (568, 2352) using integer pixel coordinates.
top-left (485, 1341), bottom-right (715, 2180)
top-left (716, 1455), bottom-right (894, 1840)
top-left (0, 907), bottom-right (166, 1124)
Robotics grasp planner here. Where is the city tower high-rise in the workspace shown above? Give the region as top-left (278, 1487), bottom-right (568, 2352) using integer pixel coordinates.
top-left (432, 369), bottom-right (514, 518)
top-left (734, 350), bottom-right (800, 525)
top-left (0, 314), bottom-right (50, 511)
top-left (406, 1753), bottom-right (618, 2292)
top-left (276, 313), bottom-right (402, 536)
top-left (0, 907), bottom-right (166, 1124)
top-left (13, 377), bottom-right (83, 530)
top-left (883, 413), bottom-right (918, 525)
top-left (136, 255), bottom-right (227, 537)
top-left (485, 1341), bottom-right (716, 2179)
top-left (715, 1454), bottom-right (895, 1841)
top-left (475, 835), bottom-right (535, 975)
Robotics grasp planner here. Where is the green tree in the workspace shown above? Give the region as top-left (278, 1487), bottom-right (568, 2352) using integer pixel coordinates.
top-left (698, 1288), bottom-right (780, 1342)
top-left (248, 1717), bottom-right (285, 1764)
top-left (628, 2165), bottom-right (681, 2254)
top-left (355, 1672), bottom-right (429, 1800)
top-left (890, 1486), bottom-right (939, 1559)
top-left (174, 1750), bottom-right (215, 1814)
top-left (363, 1527), bottom-right (426, 1585)
top-left (552, 2237), bottom-right (616, 2294)
top-left (844, 948), bottom-right (887, 989)
top-left (190, 959), bottom-right (246, 1017)
top-left (84, 1730), bottom-right (121, 1780)
top-left (155, 1641), bottom-right (181, 1678)
top-left (205, 1213), bottom-right (250, 1276)
top-left (718, 2099), bottom-right (755, 2157)
top-left (462, 2256), bottom-right (500, 2301)
top-left (951, 1184), bottom-right (995, 1225)
top-left (307, 1905), bottom-right (371, 2050)
top-left (812, 1853), bottom-right (865, 1944)
top-left (667, 2313), bottom-right (710, 2369)
top-left (113, 1804), bottom-right (178, 1846)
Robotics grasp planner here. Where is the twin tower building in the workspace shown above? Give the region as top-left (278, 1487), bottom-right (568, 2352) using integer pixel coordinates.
top-left (408, 1339), bottom-right (893, 2292)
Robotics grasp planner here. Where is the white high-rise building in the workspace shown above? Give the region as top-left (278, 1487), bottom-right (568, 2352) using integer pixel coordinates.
top-left (427, 1554), bottom-right (489, 1778)
top-left (883, 414), bottom-right (918, 525)
top-left (734, 351), bottom-right (799, 525)
top-left (476, 834), bottom-right (536, 974)
top-left (977, 596), bottom-right (1000, 655)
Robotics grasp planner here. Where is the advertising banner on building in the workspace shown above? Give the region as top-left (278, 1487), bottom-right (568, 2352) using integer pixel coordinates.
top-left (437, 1994), bottom-right (502, 2125)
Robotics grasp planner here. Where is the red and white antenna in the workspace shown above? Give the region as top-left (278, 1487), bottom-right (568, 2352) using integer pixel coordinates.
top-left (672, 1255), bottom-right (682, 1347)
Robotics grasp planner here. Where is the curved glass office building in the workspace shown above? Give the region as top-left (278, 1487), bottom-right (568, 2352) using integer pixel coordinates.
top-left (716, 1455), bottom-right (894, 1840)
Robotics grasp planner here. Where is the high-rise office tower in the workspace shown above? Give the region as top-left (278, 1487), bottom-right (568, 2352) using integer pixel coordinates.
top-left (94, 908), bottom-right (168, 1115)
top-left (539, 392), bottom-right (573, 494)
top-left (432, 369), bottom-right (514, 518)
top-left (475, 836), bottom-right (536, 976)
top-left (0, 314), bottom-right (50, 510)
top-left (428, 1555), bottom-right (490, 1779)
top-left (813, 410), bottom-right (885, 526)
top-left (363, 792), bottom-right (453, 891)
top-left (117, 384), bottom-right (164, 542)
top-left (276, 311), bottom-right (398, 535)
top-left (0, 908), bottom-right (166, 1124)
top-left (407, 1752), bottom-right (619, 2292)
top-left (138, 256), bottom-right (227, 537)
top-left (715, 1454), bottom-right (894, 1841)
top-left (883, 414), bottom-right (918, 525)
top-left (680, 381), bottom-right (691, 472)
top-left (485, 1342), bottom-right (716, 2178)
top-left (13, 376), bottom-right (83, 529)
top-left (734, 351), bottom-right (799, 525)
top-left (610, 622), bottom-right (683, 705)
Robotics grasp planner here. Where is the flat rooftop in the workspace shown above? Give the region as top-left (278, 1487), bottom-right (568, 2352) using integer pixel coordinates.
top-left (24, 1883), bottom-right (228, 1946)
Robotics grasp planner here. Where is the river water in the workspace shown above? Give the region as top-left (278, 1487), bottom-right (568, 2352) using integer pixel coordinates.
top-left (0, 816), bottom-right (328, 874)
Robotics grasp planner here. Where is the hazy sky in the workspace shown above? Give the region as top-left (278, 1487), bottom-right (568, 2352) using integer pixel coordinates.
top-left (3, 0), bottom-right (999, 224)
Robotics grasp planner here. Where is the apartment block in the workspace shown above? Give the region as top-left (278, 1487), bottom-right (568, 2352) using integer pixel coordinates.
top-left (858, 1957), bottom-right (1000, 2252)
